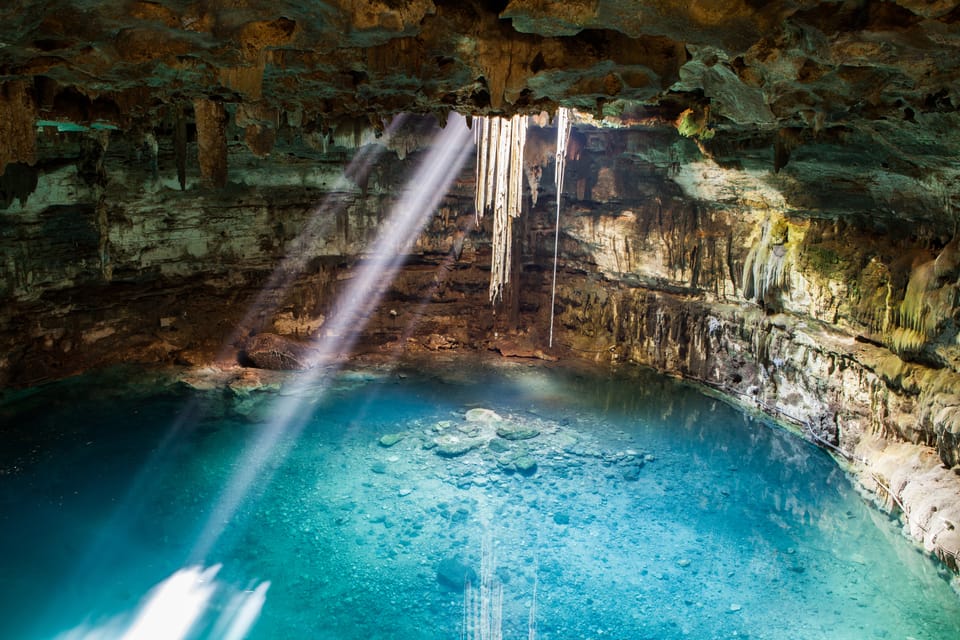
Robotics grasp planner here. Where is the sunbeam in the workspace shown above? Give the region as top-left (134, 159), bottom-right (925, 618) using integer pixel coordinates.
top-left (46, 117), bottom-right (407, 610)
top-left (55, 565), bottom-right (270, 640)
top-left (190, 113), bottom-right (473, 562)
top-left (42, 113), bottom-right (473, 640)
top-left (219, 116), bottom-right (408, 358)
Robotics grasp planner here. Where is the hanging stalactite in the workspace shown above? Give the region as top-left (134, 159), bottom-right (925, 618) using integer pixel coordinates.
top-left (549, 107), bottom-right (573, 347)
top-left (475, 113), bottom-right (528, 303)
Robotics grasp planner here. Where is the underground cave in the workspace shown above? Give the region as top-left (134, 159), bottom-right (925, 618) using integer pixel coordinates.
top-left (2, 1), bottom-right (960, 639)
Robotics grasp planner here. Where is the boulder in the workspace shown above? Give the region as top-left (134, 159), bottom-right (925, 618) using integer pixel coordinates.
top-left (496, 422), bottom-right (540, 441)
top-left (436, 555), bottom-right (477, 591)
top-left (379, 433), bottom-right (406, 447)
top-left (465, 408), bottom-right (502, 423)
top-left (514, 455), bottom-right (538, 476)
top-left (240, 333), bottom-right (316, 371)
top-left (434, 434), bottom-right (479, 457)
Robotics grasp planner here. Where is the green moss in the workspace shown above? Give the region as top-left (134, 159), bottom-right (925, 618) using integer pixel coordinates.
top-left (890, 326), bottom-right (927, 357)
top-left (675, 108), bottom-right (715, 140)
top-left (676, 111), bottom-right (699, 137)
top-left (770, 218), bottom-right (790, 245)
top-left (803, 245), bottom-right (841, 274)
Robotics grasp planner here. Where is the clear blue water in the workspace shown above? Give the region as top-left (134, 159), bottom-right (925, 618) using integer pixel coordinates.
top-left (1, 361), bottom-right (958, 640)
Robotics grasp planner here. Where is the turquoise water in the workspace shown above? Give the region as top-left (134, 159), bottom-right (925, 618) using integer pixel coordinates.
top-left (1, 361), bottom-right (958, 639)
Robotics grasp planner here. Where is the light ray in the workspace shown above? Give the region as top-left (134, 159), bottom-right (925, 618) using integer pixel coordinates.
top-left (190, 113), bottom-right (474, 562)
top-left (54, 565), bottom-right (270, 640)
top-left (220, 116), bottom-right (408, 357)
top-left (211, 580), bottom-right (271, 640)
top-left (47, 113), bottom-right (472, 640)
top-left (53, 118), bottom-right (407, 596)
top-left (119, 565), bottom-right (221, 640)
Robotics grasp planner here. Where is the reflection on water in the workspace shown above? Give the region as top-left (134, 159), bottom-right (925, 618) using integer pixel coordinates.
top-left (0, 361), bottom-right (958, 640)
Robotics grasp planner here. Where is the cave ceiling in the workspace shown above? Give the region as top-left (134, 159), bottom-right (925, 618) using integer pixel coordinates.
top-left (0, 0), bottom-right (959, 222)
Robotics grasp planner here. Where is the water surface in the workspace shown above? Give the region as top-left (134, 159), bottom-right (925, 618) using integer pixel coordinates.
top-left (1, 361), bottom-right (957, 639)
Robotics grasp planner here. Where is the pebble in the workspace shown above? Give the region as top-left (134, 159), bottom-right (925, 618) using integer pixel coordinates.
top-left (496, 423), bottom-right (541, 440)
top-left (379, 433), bottom-right (405, 447)
top-left (514, 455), bottom-right (538, 476)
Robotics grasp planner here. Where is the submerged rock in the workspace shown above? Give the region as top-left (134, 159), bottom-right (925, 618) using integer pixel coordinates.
top-left (436, 555), bottom-right (476, 591)
top-left (487, 438), bottom-right (511, 453)
top-left (496, 422), bottom-right (540, 441)
top-left (513, 455), bottom-right (538, 476)
top-left (433, 434), bottom-right (479, 457)
top-left (465, 408), bottom-right (502, 423)
top-left (621, 461), bottom-right (645, 481)
top-left (378, 433), bottom-right (406, 447)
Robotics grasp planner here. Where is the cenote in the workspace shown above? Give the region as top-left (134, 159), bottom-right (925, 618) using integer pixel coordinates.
top-left (6, 2), bottom-right (960, 638)
top-left (1, 361), bottom-right (958, 640)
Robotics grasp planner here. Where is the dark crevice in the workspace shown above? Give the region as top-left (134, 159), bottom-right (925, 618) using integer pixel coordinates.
top-left (0, 163), bottom-right (39, 209)
top-left (530, 51), bottom-right (546, 73)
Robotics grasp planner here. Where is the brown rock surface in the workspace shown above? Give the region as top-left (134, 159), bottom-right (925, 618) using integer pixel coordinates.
top-left (241, 332), bottom-right (318, 371)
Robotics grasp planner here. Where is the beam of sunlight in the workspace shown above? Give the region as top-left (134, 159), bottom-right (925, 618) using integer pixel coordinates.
top-left (55, 565), bottom-right (270, 640)
top-left (46, 115), bottom-right (468, 640)
top-left (51, 119), bottom-right (407, 607)
top-left (190, 113), bottom-right (474, 562)
top-left (119, 565), bottom-right (221, 640)
top-left (220, 116), bottom-right (408, 357)
top-left (210, 581), bottom-right (271, 640)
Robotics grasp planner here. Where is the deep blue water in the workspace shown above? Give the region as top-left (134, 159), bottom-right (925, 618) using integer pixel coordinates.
top-left (1, 361), bottom-right (958, 639)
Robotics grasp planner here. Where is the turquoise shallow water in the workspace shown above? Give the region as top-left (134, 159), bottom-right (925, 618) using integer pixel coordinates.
top-left (1, 361), bottom-right (959, 639)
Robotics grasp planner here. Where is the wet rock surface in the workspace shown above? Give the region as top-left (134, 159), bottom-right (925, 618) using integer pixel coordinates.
top-left (240, 333), bottom-right (318, 371)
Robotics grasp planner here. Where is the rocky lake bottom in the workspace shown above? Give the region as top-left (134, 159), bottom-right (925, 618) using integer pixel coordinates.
top-left (1, 358), bottom-right (959, 639)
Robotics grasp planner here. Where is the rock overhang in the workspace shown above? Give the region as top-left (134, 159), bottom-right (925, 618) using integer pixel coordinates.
top-left (0, 1), bottom-right (956, 223)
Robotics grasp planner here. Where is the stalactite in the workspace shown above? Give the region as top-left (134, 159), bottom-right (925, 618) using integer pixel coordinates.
top-left (549, 107), bottom-right (572, 347)
top-left (742, 214), bottom-right (790, 303)
top-left (194, 99), bottom-right (229, 188)
top-left (174, 104), bottom-right (187, 191)
top-left (474, 113), bottom-right (528, 303)
top-left (474, 117), bottom-right (489, 219)
top-left (889, 254), bottom-right (958, 356)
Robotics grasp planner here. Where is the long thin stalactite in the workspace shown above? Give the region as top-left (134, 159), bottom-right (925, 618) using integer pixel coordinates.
top-left (475, 113), bottom-right (528, 303)
top-left (548, 107), bottom-right (572, 347)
